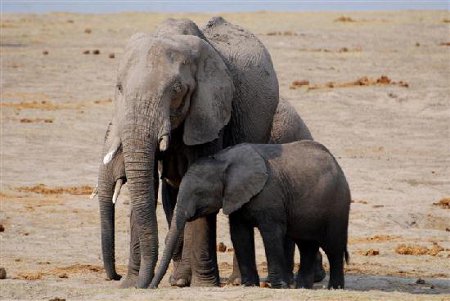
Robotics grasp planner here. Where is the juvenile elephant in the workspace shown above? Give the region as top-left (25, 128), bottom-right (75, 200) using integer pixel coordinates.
top-left (151, 141), bottom-right (351, 289)
top-left (98, 17), bottom-right (280, 288)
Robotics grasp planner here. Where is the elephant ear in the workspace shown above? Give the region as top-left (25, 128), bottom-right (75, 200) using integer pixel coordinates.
top-left (183, 38), bottom-right (234, 145)
top-left (220, 144), bottom-right (269, 215)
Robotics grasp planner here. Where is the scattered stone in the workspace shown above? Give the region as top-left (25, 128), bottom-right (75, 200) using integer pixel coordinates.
top-left (42, 50), bottom-right (49, 55)
top-left (92, 49), bottom-right (100, 55)
top-left (84, 28), bottom-right (92, 34)
top-left (108, 53), bottom-right (115, 59)
top-left (0, 224), bottom-right (4, 232)
top-left (83, 50), bottom-right (90, 54)
top-left (217, 242), bottom-right (227, 252)
top-left (0, 267), bottom-right (6, 279)
top-left (58, 273), bottom-right (68, 279)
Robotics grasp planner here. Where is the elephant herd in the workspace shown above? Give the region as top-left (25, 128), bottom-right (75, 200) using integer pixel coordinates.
top-left (94, 16), bottom-right (351, 290)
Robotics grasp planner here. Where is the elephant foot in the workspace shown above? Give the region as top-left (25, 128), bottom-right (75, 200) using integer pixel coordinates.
top-left (314, 265), bottom-right (326, 283)
top-left (106, 273), bottom-right (122, 281)
top-left (226, 271), bottom-right (241, 286)
top-left (169, 276), bottom-right (190, 287)
top-left (119, 274), bottom-right (139, 288)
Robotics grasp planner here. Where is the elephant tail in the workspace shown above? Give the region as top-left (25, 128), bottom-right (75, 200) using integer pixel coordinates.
top-left (344, 249), bottom-right (350, 264)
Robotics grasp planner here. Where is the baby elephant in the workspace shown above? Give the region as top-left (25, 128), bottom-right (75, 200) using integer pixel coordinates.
top-left (150, 141), bottom-right (350, 289)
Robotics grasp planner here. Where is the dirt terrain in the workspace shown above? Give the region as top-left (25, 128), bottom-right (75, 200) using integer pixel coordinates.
top-left (1, 10), bottom-right (449, 300)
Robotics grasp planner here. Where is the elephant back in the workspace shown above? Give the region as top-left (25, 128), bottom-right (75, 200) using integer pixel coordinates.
top-left (202, 17), bottom-right (279, 145)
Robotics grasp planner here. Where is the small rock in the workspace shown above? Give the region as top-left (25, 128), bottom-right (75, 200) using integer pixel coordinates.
top-left (416, 278), bottom-right (426, 284)
top-left (0, 224), bottom-right (4, 232)
top-left (58, 273), bottom-right (68, 279)
top-left (0, 267), bottom-right (6, 279)
top-left (83, 50), bottom-right (90, 54)
top-left (92, 49), bottom-right (100, 55)
top-left (217, 242), bottom-right (227, 252)
top-left (42, 50), bottom-right (49, 55)
top-left (84, 28), bottom-right (92, 34)
top-left (109, 53), bottom-right (115, 59)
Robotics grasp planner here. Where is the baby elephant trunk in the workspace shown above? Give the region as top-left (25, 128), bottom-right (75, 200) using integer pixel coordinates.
top-left (150, 207), bottom-right (186, 288)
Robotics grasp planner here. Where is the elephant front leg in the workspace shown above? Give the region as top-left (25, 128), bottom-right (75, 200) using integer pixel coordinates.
top-left (229, 215), bottom-right (259, 286)
top-left (189, 214), bottom-right (220, 287)
top-left (120, 208), bottom-right (140, 288)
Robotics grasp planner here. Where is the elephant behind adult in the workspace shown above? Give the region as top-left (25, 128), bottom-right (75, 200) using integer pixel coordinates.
top-left (98, 17), bottom-right (279, 288)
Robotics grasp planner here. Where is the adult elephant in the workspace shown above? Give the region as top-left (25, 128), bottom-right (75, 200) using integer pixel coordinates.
top-left (98, 17), bottom-right (279, 288)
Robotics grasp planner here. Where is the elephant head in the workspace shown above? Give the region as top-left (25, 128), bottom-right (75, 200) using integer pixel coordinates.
top-left (97, 122), bottom-right (126, 281)
top-left (101, 24), bottom-right (235, 288)
top-left (150, 144), bottom-right (268, 288)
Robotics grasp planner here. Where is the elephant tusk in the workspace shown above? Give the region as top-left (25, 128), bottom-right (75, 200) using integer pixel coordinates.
top-left (103, 138), bottom-right (121, 165)
top-left (90, 185), bottom-right (98, 199)
top-left (112, 179), bottom-right (123, 204)
top-left (159, 135), bottom-right (169, 152)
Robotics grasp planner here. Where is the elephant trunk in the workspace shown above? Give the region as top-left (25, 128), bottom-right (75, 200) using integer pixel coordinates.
top-left (121, 122), bottom-right (159, 288)
top-left (150, 205), bottom-right (186, 288)
top-left (98, 166), bottom-right (121, 280)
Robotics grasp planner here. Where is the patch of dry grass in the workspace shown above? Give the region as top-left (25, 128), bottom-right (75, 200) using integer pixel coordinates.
top-left (17, 184), bottom-right (94, 195)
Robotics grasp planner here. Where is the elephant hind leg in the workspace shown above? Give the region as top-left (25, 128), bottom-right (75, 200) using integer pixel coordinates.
top-left (296, 240), bottom-right (319, 289)
top-left (326, 251), bottom-right (345, 289)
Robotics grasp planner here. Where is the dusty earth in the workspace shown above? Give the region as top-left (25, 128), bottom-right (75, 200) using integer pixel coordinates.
top-left (1, 10), bottom-right (449, 300)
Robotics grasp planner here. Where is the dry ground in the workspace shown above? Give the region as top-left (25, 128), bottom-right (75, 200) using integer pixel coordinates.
top-left (1, 10), bottom-right (449, 300)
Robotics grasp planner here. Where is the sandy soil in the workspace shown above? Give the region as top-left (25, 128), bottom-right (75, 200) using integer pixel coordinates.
top-left (1, 10), bottom-right (449, 300)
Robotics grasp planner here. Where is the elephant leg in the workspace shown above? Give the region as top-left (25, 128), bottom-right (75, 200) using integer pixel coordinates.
top-left (327, 251), bottom-right (345, 289)
top-left (120, 208), bottom-right (140, 288)
top-left (190, 215), bottom-right (220, 287)
top-left (226, 254), bottom-right (241, 285)
top-left (284, 236), bottom-right (295, 285)
top-left (259, 225), bottom-right (289, 288)
top-left (296, 240), bottom-right (319, 289)
top-left (229, 215), bottom-right (259, 286)
top-left (314, 250), bottom-right (326, 282)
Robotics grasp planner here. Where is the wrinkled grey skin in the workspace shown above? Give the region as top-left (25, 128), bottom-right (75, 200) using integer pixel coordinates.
top-left (97, 98), bottom-right (325, 286)
top-left (151, 141), bottom-right (350, 290)
top-left (98, 17), bottom-right (279, 288)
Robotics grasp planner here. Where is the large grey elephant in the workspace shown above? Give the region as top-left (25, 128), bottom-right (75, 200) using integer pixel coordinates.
top-left (98, 17), bottom-right (280, 288)
top-left (151, 141), bottom-right (351, 289)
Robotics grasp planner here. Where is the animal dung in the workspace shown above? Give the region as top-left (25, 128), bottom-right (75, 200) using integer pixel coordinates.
top-left (217, 242), bottom-right (227, 252)
top-left (395, 242), bottom-right (444, 256)
top-left (335, 16), bottom-right (356, 23)
top-left (290, 75), bottom-right (410, 90)
top-left (433, 197), bottom-right (450, 209)
top-left (92, 49), bottom-right (100, 55)
top-left (0, 224), bottom-right (4, 232)
top-left (42, 50), bottom-right (49, 55)
top-left (0, 267), bottom-right (6, 279)
top-left (360, 249), bottom-right (380, 256)
top-left (84, 28), bottom-right (92, 34)
top-left (83, 50), bottom-right (90, 54)
top-left (108, 53), bottom-right (115, 59)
